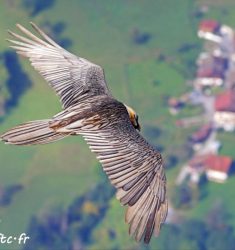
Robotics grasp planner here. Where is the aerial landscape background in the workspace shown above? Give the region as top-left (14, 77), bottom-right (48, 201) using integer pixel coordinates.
top-left (0, 0), bottom-right (235, 249)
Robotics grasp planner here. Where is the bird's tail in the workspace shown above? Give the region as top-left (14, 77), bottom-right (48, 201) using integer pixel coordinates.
top-left (0, 119), bottom-right (69, 145)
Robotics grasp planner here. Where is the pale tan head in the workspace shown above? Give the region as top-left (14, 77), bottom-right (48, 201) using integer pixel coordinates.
top-left (124, 104), bottom-right (141, 131)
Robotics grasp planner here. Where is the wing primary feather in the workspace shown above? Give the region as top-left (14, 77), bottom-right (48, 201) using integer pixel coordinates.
top-left (144, 198), bottom-right (159, 244)
top-left (105, 164), bottom-right (131, 175)
top-left (129, 190), bottom-right (153, 238)
top-left (16, 23), bottom-right (51, 47)
top-left (122, 171), bottom-right (155, 205)
top-left (128, 181), bottom-right (149, 206)
top-left (122, 172), bottom-right (146, 191)
top-left (30, 22), bottom-right (63, 49)
top-left (119, 177), bottom-right (146, 205)
top-left (8, 30), bottom-right (39, 46)
top-left (136, 196), bottom-right (157, 242)
top-left (8, 23), bottom-right (111, 108)
top-left (125, 188), bottom-right (150, 224)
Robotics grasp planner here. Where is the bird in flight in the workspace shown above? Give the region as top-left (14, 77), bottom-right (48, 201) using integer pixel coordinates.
top-left (0, 23), bottom-right (167, 243)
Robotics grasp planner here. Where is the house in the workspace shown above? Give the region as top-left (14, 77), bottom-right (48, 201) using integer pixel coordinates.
top-left (188, 155), bottom-right (206, 172)
top-left (195, 53), bottom-right (228, 88)
top-left (168, 97), bottom-right (184, 114)
top-left (219, 25), bottom-right (235, 55)
top-left (189, 124), bottom-right (213, 150)
top-left (205, 154), bottom-right (233, 183)
top-left (194, 78), bottom-right (223, 88)
top-left (214, 90), bottom-right (235, 131)
top-left (184, 154), bottom-right (233, 183)
top-left (198, 20), bottom-right (221, 43)
top-left (199, 20), bottom-right (220, 34)
top-left (188, 155), bottom-right (207, 183)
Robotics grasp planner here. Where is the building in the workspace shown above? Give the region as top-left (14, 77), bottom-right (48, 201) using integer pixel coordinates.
top-left (168, 97), bottom-right (184, 115)
top-left (195, 53), bottom-right (228, 88)
top-left (199, 20), bottom-right (220, 34)
top-left (184, 154), bottom-right (233, 184)
top-left (214, 90), bottom-right (235, 131)
top-left (205, 154), bottom-right (233, 183)
top-left (189, 124), bottom-right (213, 150)
top-left (187, 155), bottom-right (207, 183)
top-left (176, 155), bottom-right (205, 185)
top-left (198, 20), bottom-right (221, 43)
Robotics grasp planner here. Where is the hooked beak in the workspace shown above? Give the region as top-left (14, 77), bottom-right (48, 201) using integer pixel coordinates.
top-left (136, 124), bottom-right (141, 131)
top-left (135, 121), bottom-right (141, 131)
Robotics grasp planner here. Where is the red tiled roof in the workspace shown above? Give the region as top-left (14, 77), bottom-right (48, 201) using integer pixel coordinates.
top-left (215, 91), bottom-right (235, 112)
top-left (205, 154), bottom-right (232, 173)
top-left (190, 124), bottom-right (212, 143)
top-left (199, 20), bottom-right (220, 33)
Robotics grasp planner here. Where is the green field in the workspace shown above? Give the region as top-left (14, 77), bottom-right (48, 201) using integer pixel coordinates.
top-left (1, 0), bottom-right (235, 249)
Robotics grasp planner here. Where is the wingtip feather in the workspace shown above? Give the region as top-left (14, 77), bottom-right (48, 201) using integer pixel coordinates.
top-left (7, 30), bottom-right (15, 36)
top-left (30, 22), bottom-right (37, 29)
top-left (0, 134), bottom-right (8, 143)
top-left (16, 23), bottom-right (24, 30)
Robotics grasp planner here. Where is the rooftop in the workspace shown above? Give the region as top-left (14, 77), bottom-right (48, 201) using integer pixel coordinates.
top-left (215, 90), bottom-right (235, 112)
top-left (199, 20), bottom-right (220, 33)
top-left (190, 124), bottom-right (212, 143)
top-left (196, 55), bottom-right (228, 79)
top-left (205, 154), bottom-right (232, 173)
top-left (188, 154), bottom-right (232, 173)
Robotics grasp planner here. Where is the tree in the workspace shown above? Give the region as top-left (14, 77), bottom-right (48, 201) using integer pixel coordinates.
top-left (3, 51), bottom-right (32, 112)
top-left (24, 181), bottom-right (115, 249)
top-left (206, 226), bottom-right (235, 250)
top-left (180, 220), bottom-right (207, 250)
top-left (157, 224), bottom-right (180, 250)
top-left (171, 182), bottom-right (193, 208)
top-left (206, 200), bottom-right (230, 230)
top-left (22, 0), bottom-right (55, 16)
top-left (131, 28), bottom-right (152, 45)
top-left (0, 184), bottom-right (23, 206)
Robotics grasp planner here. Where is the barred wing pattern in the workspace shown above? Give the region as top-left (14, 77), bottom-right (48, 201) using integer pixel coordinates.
top-left (80, 119), bottom-right (168, 243)
top-left (7, 23), bottom-right (111, 109)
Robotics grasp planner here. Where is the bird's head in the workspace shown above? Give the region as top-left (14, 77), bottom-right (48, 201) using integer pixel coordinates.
top-left (124, 104), bottom-right (141, 131)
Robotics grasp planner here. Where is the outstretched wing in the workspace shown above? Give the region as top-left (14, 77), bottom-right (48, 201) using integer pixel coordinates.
top-left (7, 23), bottom-right (111, 109)
top-left (77, 106), bottom-right (168, 243)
